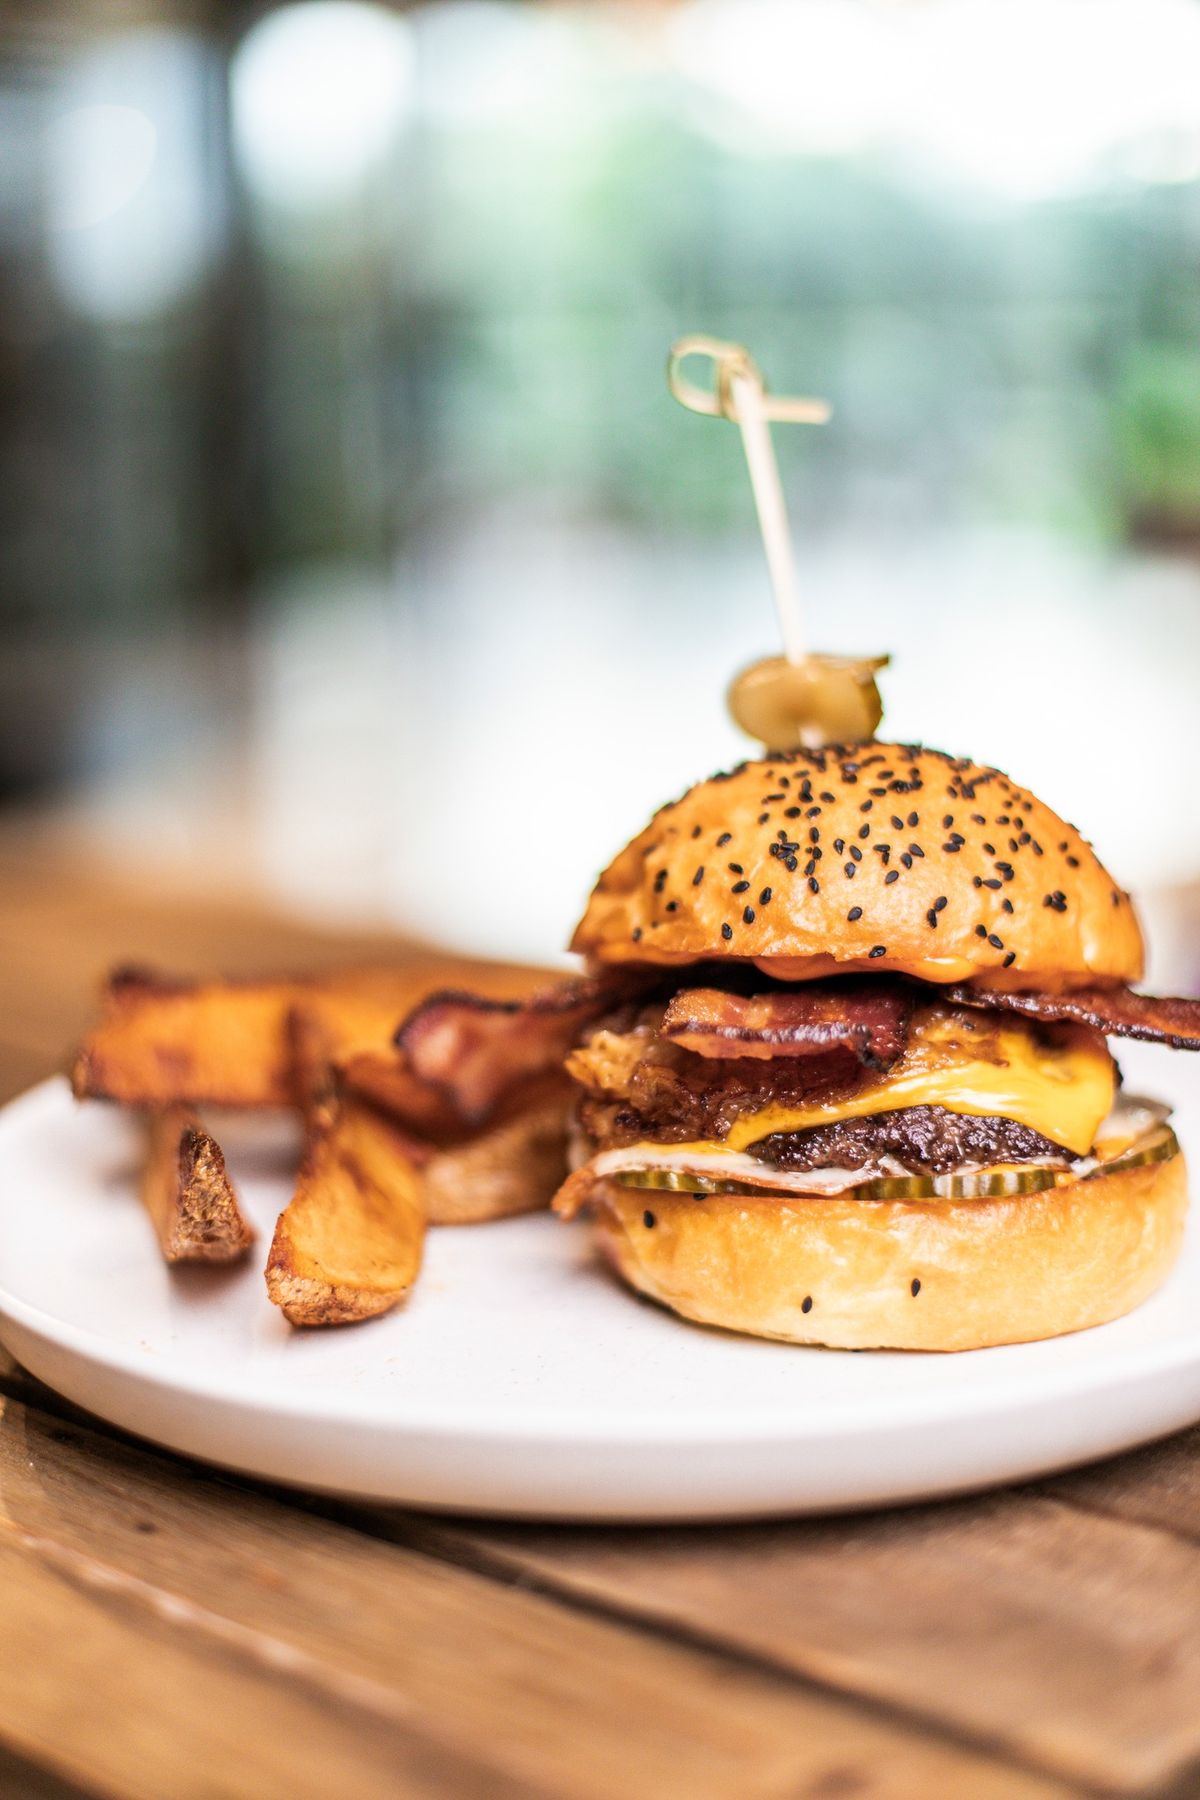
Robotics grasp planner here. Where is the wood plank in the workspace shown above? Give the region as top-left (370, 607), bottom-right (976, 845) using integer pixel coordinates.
top-left (1040, 1429), bottom-right (1200, 1545)
top-left (0, 1393), bottom-right (1069, 1800)
top-left (396, 1483), bottom-right (1200, 1797)
top-left (0, 1450), bottom-right (525, 1800)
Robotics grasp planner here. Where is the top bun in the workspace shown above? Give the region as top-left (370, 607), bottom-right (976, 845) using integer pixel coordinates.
top-left (571, 744), bottom-right (1143, 990)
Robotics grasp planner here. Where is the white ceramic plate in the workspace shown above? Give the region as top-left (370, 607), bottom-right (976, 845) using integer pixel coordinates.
top-left (1, 1050), bottom-right (1199, 1521)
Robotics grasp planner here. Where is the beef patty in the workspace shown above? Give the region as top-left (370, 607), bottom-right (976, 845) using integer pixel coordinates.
top-left (749, 1106), bottom-right (1071, 1176)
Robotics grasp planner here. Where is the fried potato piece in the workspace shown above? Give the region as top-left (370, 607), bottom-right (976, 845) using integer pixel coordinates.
top-left (422, 1099), bottom-right (570, 1225)
top-left (141, 1107), bottom-right (255, 1263)
top-left (72, 965), bottom-right (431, 1110)
top-left (264, 1095), bottom-right (426, 1327)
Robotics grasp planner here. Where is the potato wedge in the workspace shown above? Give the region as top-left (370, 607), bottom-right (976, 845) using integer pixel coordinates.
top-left (265, 1095), bottom-right (425, 1327)
top-left (142, 1108), bottom-right (255, 1263)
top-left (422, 1100), bottom-right (570, 1225)
top-left (72, 965), bottom-right (430, 1110)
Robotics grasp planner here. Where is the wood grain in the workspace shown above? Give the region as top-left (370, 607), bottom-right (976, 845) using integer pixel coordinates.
top-left (396, 1491), bottom-right (1200, 1796)
top-left (1040, 1429), bottom-right (1200, 1545)
top-left (0, 1393), bottom-right (1070, 1800)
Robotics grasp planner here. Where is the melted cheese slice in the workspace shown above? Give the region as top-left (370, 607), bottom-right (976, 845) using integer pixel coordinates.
top-left (648, 1007), bottom-right (1115, 1161)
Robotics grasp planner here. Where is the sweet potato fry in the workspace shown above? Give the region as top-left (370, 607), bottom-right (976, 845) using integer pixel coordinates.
top-left (141, 1107), bottom-right (255, 1263)
top-left (264, 1095), bottom-right (426, 1327)
top-left (72, 965), bottom-right (430, 1110)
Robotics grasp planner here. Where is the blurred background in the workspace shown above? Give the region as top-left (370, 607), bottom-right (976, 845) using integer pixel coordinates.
top-left (3, 0), bottom-right (1200, 978)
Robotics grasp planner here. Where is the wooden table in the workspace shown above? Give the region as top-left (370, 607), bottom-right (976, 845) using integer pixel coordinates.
top-left (2, 824), bottom-right (1199, 1800)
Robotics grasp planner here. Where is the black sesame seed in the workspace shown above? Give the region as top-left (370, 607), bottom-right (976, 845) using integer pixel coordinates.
top-left (849, 845), bottom-right (862, 862)
top-left (643, 1210), bottom-right (656, 1229)
top-left (983, 877), bottom-right (1002, 890)
top-left (933, 895), bottom-right (948, 911)
top-left (942, 815), bottom-right (954, 829)
top-left (691, 824), bottom-right (702, 839)
top-left (926, 908), bottom-right (938, 928)
top-left (988, 933), bottom-right (1004, 950)
top-left (809, 827), bottom-right (821, 844)
top-left (860, 800), bottom-right (873, 813)
top-left (983, 842), bottom-right (996, 855)
top-left (943, 842), bottom-right (961, 854)
top-left (785, 855), bottom-right (798, 872)
top-left (632, 927), bottom-right (642, 941)
top-left (728, 861), bottom-right (743, 873)
top-left (801, 1295), bottom-right (813, 1314)
top-left (692, 866), bottom-right (704, 886)
top-left (757, 813), bottom-right (770, 824)
top-left (907, 812), bottom-right (919, 827)
top-left (845, 863), bottom-right (855, 878)
top-left (859, 824), bottom-right (871, 840)
top-left (833, 838), bottom-right (846, 854)
top-left (975, 924), bottom-right (987, 938)
top-left (1066, 855), bottom-right (1080, 868)
top-left (900, 853), bottom-right (912, 869)
top-left (665, 900), bottom-right (678, 913)
top-left (847, 906), bottom-right (862, 921)
top-left (1001, 898), bottom-right (1014, 913)
top-left (721, 922), bottom-right (733, 940)
top-left (759, 887), bottom-right (773, 905)
top-left (808, 877), bottom-right (820, 894)
top-left (784, 806), bottom-right (802, 818)
top-left (731, 880), bottom-right (750, 894)
top-left (869, 945), bottom-right (887, 958)
top-left (717, 832), bottom-right (732, 847)
top-left (911, 1278), bottom-right (921, 1297)
top-left (743, 906), bottom-right (756, 924)
top-left (1003, 951), bottom-right (1016, 967)
top-left (891, 815), bottom-right (904, 830)
top-left (910, 844), bottom-right (924, 858)
top-left (884, 870), bottom-right (899, 885)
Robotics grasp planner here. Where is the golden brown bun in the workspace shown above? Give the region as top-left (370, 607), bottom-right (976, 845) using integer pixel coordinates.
top-left (571, 744), bottom-right (1144, 990)
top-left (591, 1154), bottom-right (1187, 1351)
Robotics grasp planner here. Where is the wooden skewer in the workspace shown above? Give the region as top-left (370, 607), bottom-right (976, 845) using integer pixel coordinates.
top-left (667, 336), bottom-right (830, 667)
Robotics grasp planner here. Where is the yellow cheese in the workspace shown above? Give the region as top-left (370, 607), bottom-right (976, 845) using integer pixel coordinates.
top-left (654, 1007), bottom-right (1115, 1161)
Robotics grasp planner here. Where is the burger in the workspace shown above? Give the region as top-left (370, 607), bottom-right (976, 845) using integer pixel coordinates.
top-left (544, 743), bottom-right (1200, 1351)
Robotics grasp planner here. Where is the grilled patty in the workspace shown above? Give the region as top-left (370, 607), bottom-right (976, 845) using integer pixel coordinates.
top-left (749, 1106), bottom-right (1071, 1176)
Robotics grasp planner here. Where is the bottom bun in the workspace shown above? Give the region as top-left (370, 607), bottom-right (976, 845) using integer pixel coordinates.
top-left (590, 1154), bottom-right (1188, 1352)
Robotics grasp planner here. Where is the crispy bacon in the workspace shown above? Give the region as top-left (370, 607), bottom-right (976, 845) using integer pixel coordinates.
top-left (391, 975), bottom-right (638, 1123)
top-left (660, 981), bottom-right (913, 1071)
top-left (943, 983), bottom-right (1200, 1050)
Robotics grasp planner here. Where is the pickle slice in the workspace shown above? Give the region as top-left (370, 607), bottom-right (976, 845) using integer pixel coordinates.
top-left (934, 1165), bottom-right (1059, 1200)
top-left (1091, 1123), bottom-right (1180, 1178)
top-left (856, 1166), bottom-right (1059, 1201)
top-left (614, 1168), bottom-right (744, 1195)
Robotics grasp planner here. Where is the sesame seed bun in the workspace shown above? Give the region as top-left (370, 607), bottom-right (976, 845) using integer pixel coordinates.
top-left (590, 1152), bottom-right (1187, 1352)
top-left (571, 744), bottom-right (1144, 990)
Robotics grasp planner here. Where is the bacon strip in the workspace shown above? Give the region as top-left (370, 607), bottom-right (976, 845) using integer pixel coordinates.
top-left (659, 981), bottom-right (913, 1071)
top-left (943, 983), bottom-right (1200, 1050)
top-left (392, 975), bottom-right (636, 1122)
